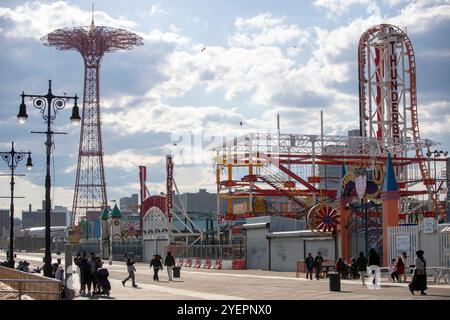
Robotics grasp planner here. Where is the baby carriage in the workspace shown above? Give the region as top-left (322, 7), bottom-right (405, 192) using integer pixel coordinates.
top-left (95, 267), bottom-right (111, 297)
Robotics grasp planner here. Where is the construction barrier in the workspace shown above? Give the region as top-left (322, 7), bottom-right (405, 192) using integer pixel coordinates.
top-left (177, 258), bottom-right (183, 267)
top-left (232, 259), bottom-right (246, 270)
top-left (221, 260), bottom-right (233, 270)
top-left (186, 258), bottom-right (192, 267)
top-left (194, 259), bottom-right (201, 268)
top-left (205, 259), bottom-right (212, 269)
top-left (200, 259), bottom-right (206, 268)
top-left (214, 259), bottom-right (222, 269)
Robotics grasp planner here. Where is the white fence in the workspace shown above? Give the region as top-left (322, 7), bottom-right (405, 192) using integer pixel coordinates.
top-left (388, 223), bottom-right (450, 267)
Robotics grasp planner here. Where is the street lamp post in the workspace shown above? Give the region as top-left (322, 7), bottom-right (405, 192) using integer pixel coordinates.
top-left (0, 142), bottom-right (32, 268)
top-left (18, 80), bottom-right (80, 277)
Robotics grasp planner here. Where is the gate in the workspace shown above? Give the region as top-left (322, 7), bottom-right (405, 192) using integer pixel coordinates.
top-left (387, 224), bottom-right (419, 265)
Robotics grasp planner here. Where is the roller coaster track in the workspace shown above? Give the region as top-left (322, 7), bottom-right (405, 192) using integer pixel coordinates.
top-left (358, 24), bottom-right (438, 215)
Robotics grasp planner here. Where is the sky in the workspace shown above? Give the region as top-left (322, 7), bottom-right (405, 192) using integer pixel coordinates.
top-left (0, 0), bottom-right (449, 217)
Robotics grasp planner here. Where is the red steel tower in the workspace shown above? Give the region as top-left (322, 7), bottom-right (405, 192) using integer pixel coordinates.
top-left (42, 15), bottom-right (143, 225)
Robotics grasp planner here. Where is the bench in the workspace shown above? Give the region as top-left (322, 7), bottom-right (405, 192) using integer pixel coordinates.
top-left (427, 267), bottom-right (450, 284)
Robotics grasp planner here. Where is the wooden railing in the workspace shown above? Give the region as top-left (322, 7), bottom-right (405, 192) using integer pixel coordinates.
top-left (0, 266), bottom-right (61, 300)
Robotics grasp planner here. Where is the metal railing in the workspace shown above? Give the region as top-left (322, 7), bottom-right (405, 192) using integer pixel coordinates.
top-left (0, 279), bottom-right (61, 300)
top-left (168, 244), bottom-right (245, 260)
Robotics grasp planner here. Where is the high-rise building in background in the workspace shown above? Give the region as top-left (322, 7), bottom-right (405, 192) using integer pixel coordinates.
top-left (21, 202), bottom-right (68, 229)
top-left (119, 194), bottom-right (139, 217)
top-left (174, 189), bottom-right (217, 213)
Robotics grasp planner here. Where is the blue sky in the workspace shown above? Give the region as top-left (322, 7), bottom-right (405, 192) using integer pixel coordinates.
top-left (0, 0), bottom-right (449, 216)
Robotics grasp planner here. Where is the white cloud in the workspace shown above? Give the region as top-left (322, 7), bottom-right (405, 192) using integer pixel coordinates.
top-left (0, 1), bottom-right (136, 39)
top-left (140, 29), bottom-right (190, 46)
top-left (103, 150), bottom-right (163, 171)
top-left (229, 13), bottom-right (311, 49)
top-left (417, 101), bottom-right (450, 135)
top-left (313, 0), bottom-right (373, 15)
top-left (103, 101), bottom-right (244, 137)
top-left (149, 4), bottom-right (164, 16)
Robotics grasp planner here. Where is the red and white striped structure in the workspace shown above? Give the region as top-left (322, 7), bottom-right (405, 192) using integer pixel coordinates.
top-left (358, 24), bottom-right (425, 181)
top-left (358, 24), bottom-right (444, 219)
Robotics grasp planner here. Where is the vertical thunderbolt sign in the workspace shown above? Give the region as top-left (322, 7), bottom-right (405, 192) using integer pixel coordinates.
top-left (388, 39), bottom-right (399, 146)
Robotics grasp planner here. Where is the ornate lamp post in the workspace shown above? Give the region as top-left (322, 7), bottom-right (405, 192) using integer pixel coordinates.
top-left (18, 80), bottom-right (80, 277)
top-left (0, 142), bottom-right (32, 268)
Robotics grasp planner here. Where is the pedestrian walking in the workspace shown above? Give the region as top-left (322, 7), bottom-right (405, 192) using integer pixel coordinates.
top-left (305, 253), bottom-right (314, 280)
top-left (165, 252), bottom-right (176, 281)
top-left (409, 250), bottom-right (427, 296)
top-left (367, 248), bottom-right (381, 285)
top-left (314, 252), bottom-right (324, 280)
top-left (122, 253), bottom-right (137, 287)
top-left (150, 254), bottom-right (163, 281)
top-left (368, 248), bottom-right (381, 267)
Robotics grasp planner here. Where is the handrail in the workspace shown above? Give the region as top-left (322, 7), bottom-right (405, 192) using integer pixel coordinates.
top-left (0, 279), bottom-right (61, 300)
top-left (0, 278), bottom-right (61, 300)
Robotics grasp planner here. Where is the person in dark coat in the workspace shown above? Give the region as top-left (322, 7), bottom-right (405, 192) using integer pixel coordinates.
top-left (80, 255), bottom-right (93, 296)
top-left (409, 250), bottom-right (427, 295)
top-left (368, 248), bottom-right (381, 267)
top-left (314, 252), bottom-right (324, 280)
top-left (305, 253), bottom-right (314, 280)
top-left (368, 248), bottom-right (380, 285)
top-left (164, 252), bottom-right (176, 281)
top-left (150, 254), bottom-right (163, 281)
top-left (335, 257), bottom-right (349, 279)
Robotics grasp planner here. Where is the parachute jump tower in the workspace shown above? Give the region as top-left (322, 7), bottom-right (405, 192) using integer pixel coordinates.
top-left (41, 10), bottom-right (143, 225)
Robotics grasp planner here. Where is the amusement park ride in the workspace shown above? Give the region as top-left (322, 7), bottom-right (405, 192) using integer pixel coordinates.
top-left (211, 24), bottom-right (449, 264)
top-left (65, 22), bottom-right (447, 266)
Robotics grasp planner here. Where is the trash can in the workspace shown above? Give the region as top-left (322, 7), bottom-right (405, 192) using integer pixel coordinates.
top-left (329, 272), bottom-right (341, 292)
top-left (173, 266), bottom-right (181, 278)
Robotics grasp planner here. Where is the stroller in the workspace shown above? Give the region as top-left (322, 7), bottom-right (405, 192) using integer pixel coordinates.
top-left (95, 267), bottom-right (111, 297)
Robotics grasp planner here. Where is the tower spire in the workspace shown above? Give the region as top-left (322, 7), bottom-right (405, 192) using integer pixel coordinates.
top-left (41, 9), bottom-right (143, 226)
top-left (91, 3), bottom-right (95, 27)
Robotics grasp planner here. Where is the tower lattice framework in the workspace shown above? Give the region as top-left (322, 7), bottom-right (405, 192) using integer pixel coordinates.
top-left (42, 18), bottom-right (143, 226)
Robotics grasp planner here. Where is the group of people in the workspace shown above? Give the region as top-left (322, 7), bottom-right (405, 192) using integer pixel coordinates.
top-left (305, 248), bottom-right (428, 295)
top-left (388, 252), bottom-right (408, 283)
top-left (74, 252), bottom-right (111, 297)
top-left (122, 251), bottom-right (177, 286)
top-left (304, 252), bottom-right (324, 280)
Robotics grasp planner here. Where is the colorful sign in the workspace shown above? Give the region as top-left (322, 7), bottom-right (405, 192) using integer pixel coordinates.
top-left (388, 38), bottom-right (400, 145)
top-left (122, 215), bottom-right (141, 238)
top-left (166, 155), bottom-right (173, 213)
